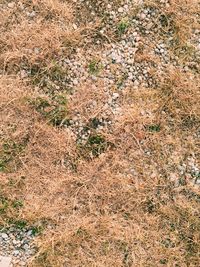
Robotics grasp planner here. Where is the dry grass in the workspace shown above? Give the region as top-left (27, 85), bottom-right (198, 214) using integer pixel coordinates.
top-left (0, 0), bottom-right (200, 266)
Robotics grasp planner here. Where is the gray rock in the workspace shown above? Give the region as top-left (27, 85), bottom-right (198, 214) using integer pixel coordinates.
top-left (1, 233), bottom-right (8, 240)
top-left (13, 250), bottom-right (20, 256)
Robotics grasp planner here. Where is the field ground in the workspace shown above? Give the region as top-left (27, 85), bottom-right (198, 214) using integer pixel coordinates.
top-left (0, 0), bottom-right (200, 266)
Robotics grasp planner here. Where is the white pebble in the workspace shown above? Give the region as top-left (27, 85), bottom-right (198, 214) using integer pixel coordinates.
top-left (8, 2), bottom-right (15, 8)
top-left (140, 13), bottom-right (146, 20)
top-left (112, 92), bottom-right (119, 99)
top-left (118, 7), bottom-right (124, 13)
top-left (1, 233), bottom-right (8, 239)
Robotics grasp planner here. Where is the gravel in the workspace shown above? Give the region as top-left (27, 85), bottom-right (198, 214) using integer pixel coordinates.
top-left (0, 228), bottom-right (37, 267)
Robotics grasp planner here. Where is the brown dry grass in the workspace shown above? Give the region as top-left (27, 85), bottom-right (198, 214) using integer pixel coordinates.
top-left (0, 0), bottom-right (200, 266)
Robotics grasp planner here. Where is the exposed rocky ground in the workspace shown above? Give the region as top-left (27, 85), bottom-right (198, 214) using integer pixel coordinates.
top-left (0, 0), bottom-right (200, 266)
top-left (0, 228), bottom-right (36, 266)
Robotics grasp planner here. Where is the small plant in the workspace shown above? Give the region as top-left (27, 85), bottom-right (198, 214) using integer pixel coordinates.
top-left (12, 200), bottom-right (23, 209)
top-left (159, 14), bottom-right (169, 28)
top-left (29, 62), bottom-right (69, 94)
top-left (87, 134), bottom-right (108, 157)
top-left (101, 241), bottom-right (110, 255)
top-left (48, 63), bottom-right (67, 81)
top-left (0, 159), bottom-right (6, 172)
top-left (0, 140), bottom-right (28, 172)
top-left (13, 220), bottom-right (27, 230)
top-left (88, 59), bottom-right (102, 75)
top-left (146, 124), bottom-right (161, 132)
top-left (89, 118), bottom-right (102, 129)
top-left (0, 197), bottom-right (8, 214)
top-left (30, 95), bottom-right (68, 126)
top-left (0, 195), bottom-right (24, 226)
top-left (30, 225), bottom-right (43, 236)
top-left (143, 198), bottom-right (158, 213)
top-left (79, 134), bottom-right (110, 159)
top-left (116, 74), bottom-right (128, 88)
top-left (117, 20), bottom-right (129, 35)
top-left (76, 227), bottom-right (89, 238)
top-left (160, 259), bottom-right (168, 265)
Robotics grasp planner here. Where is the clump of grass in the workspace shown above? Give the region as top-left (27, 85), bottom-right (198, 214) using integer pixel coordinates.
top-left (0, 139), bottom-right (28, 173)
top-left (0, 196), bottom-right (8, 215)
top-left (117, 20), bottom-right (129, 35)
top-left (0, 195), bottom-right (25, 226)
top-left (12, 200), bottom-right (23, 209)
top-left (11, 219), bottom-right (27, 230)
top-left (146, 124), bottom-right (161, 132)
top-left (29, 62), bottom-right (70, 94)
top-left (30, 225), bottom-right (43, 236)
top-left (88, 59), bottom-right (103, 75)
top-left (30, 94), bottom-right (68, 126)
top-left (79, 134), bottom-right (110, 159)
top-left (86, 134), bottom-right (108, 157)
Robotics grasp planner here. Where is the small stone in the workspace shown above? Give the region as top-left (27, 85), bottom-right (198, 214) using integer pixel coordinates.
top-left (19, 262), bottom-right (26, 266)
top-left (112, 92), bottom-right (119, 99)
top-left (8, 2), bottom-right (15, 8)
top-left (1, 233), bottom-right (8, 239)
top-left (23, 244), bottom-right (29, 250)
top-left (133, 80), bottom-right (139, 87)
top-left (128, 73), bottom-right (133, 80)
top-left (28, 11), bottom-right (36, 18)
top-left (118, 7), bottom-right (124, 13)
top-left (34, 47), bottom-right (40, 54)
top-left (73, 79), bottom-right (78, 86)
top-left (73, 23), bottom-right (78, 30)
top-left (13, 239), bottom-right (19, 245)
top-left (140, 13), bottom-right (146, 20)
top-left (13, 250), bottom-right (20, 256)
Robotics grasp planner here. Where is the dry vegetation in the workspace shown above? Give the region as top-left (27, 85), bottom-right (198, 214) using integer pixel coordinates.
top-left (0, 0), bottom-right (200, 266)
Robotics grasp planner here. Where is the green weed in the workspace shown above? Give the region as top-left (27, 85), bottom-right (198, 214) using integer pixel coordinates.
top-left (88, 59), bottom-right (103, 75)
top-left (12, 200), bottom-right (23, 209)
top-left (0, 140), bottom-right (28, 173)
top-left (78, 134), bottom-right (110, 159)
top-left (87, 134), bottom-right (108, 157)
top-left (30, 95), bottom-right (68, 126)
top-left (117, 20), bottom-right (129, 35)
top-left (146, 124), bottom-right (161, 132)
top-left (0, 197), bottom-right (8, 214)
top-left (29, 62), bottom-right (70, 94)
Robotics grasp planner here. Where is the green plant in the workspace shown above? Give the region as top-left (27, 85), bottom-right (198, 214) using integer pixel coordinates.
top-left (30, 225), bottom-right (43, 236)
top-left (30, 95), bottom-right (68, 126)
top-left (88, 59), bottom-right (102, 75)
top-left (0, 197), bottom-right (8, 214)
top-left (0, 140), bottom-right (28, 173)
top-left (29, 62), bottom-right (70, 94)
top-left (146, 124), bottom-right (161, 132)
top-left (0, 159), bottom-right (6, 172)
top-left (12, 219), bottom-right (27, 230)
top-left (117, 20), bottom-right (129, 35)
top-left (87, 134), bottom-right (108, 157)
top-left (78, 134), bottom-right (110, 159)
top-left (12, 200), bottom-right (23, 209)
